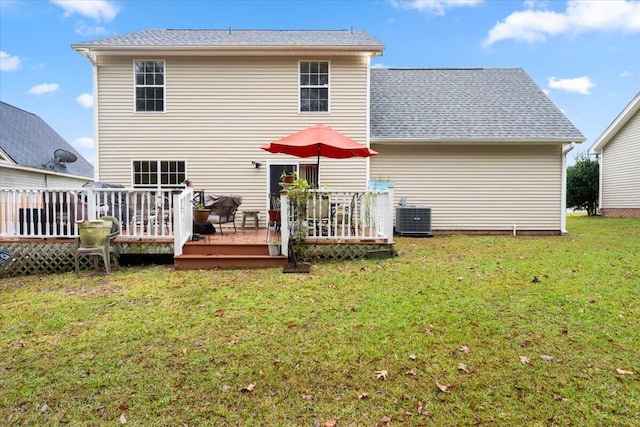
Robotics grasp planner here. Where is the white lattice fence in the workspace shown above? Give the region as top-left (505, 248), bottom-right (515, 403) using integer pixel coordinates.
top-left (0, 241), bottom-right (117, 278)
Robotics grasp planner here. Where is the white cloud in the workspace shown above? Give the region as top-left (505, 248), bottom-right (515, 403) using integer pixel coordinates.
top-left (73, 137), bottom-right (94, 148)
top-left (619, 70), bottom-right (633, 78)
top-left (484, 0), bottom-right (640, 46)
top-left (50, 0), bottom-right (119, 22)
top-left (27, 83), bottom-right (60, 95)
top-left (371, 63), bottom-right (387, 69)
top-left (548, 76), bottom-right (595, 95)
top-left (75, 21), bottom-right (108, 37)
top-left (391, 0), bottom-right (483, 16)
top-left (76, 93), bottom-right (94, 108)
top-left (0, 51), bottom-right (22, 71)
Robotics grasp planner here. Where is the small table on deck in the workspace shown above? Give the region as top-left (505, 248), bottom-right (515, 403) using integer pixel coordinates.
top-left (241, 211), bottom-right (260, 229)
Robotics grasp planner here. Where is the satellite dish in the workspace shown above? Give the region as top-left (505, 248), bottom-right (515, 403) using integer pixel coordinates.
top-left (54, 149), bottom-right (77, 164)
top-left (43, 148), bottom-right (78, 169)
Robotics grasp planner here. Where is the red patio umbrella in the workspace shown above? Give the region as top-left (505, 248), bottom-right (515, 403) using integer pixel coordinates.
top-left (261, 124), bottom-right (378, 185)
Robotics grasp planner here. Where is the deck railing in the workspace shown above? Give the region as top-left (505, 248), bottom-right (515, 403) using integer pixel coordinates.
top-left (0, 187), bottom-right (193, 253)
top-left (280, 188), bottom-right (394, 256)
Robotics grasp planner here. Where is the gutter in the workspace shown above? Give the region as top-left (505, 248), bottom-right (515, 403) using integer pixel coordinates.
top-left (561, 142), bottom-right (576, 234)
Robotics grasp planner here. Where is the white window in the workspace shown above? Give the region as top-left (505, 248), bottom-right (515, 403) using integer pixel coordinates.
top-left (299, 61), bottom-right (329, 112)
top-left (134, 60), bottom-right (165, 112)
top-left (133, 160), bottom-right (185, 189)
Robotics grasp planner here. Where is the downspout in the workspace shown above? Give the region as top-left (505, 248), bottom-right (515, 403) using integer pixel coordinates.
top-left (365, 55), bottom-right (371, 188)
top-left (561, 142), bottom-right (576, 234)
top-left (597, 152), bottom-right (603, 211)
top-left (84, 48), bottom-right (100, 181)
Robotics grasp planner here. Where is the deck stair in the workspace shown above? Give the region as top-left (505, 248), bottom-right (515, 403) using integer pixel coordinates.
top-left (174, 241), bottom-right (287, 270)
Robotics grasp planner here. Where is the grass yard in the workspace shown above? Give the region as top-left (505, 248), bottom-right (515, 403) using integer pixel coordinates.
top-left (1, 215), bottom-right (639, 426)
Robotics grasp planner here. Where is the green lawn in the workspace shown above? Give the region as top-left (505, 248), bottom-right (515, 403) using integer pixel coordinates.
top-left (1, 215), bottom-right (639, 426)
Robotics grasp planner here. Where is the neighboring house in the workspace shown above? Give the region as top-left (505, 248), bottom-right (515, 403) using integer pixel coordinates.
top-left (71, 29), bottom-right (584, 234)
top-left (588, 92), bottom-right (640, 219)
top-left (0, 101), bottom-right (94, 188)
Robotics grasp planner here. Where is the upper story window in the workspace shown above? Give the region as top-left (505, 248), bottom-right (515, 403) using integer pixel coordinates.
top-left (300, 61), bottom-right (329, 113)
top-left (133, 160), bottom-right (185, 189)
top-left (134, 60), bottom-right (165, 112)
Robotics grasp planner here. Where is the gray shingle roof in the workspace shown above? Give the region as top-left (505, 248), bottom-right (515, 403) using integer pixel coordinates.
top-left (72, 29), bottom-right (385, 50)
top-left (370, 68), bottom-right (585, 142)
top-left (0, 102), bottom-right (94, 178)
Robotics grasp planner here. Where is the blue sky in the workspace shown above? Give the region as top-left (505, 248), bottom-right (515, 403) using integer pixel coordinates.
top-left (1, 0), bottom-right (639, 167)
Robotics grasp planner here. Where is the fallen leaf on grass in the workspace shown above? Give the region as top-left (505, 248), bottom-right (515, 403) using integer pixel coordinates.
top-left (378, 415), bottom-right (391, 425)
top-left (325, 420), bottom-right (337, 427)
top-left (302, 394), bottom-right (313, 400)
top-left (409, 354), bottom-right (417, 360)
top-left (458, 363), bottom-right (470, 373)
top-left (435, 381), bottom-right (450, 393)
top-left (240, 383), bottom-right (255, 392)
top-left (532, 276), bottom-right (540, 283)
top-left (616, 368), bottom-right (635, 375)
top-left (541, 355), bottom-right (561, 362)
top-left (40, 404), bottom-right (50, 413)
top-left (459, 345), bottom-right (470, 353)
top-left (553, 394), bottom-right (569, 402)
top-left (356, 391), bottom-right (369, 400)
top-left (406, 369), bottom-right (417, 376)
top-left (519, 356), bottom-right (531, 364)
top-left (375, 370), bottom-right (388, 380)
top-left (119, 413), bottom-right (127, 424)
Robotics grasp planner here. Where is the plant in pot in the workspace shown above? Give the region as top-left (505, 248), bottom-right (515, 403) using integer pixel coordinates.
top-left (281, 170), bottom-right (297, 184)
top-left (193, 203), bottom-right (210, 222)
top-left (287, 176), bottom-right (311, 242)
top-left (268, 240), bottom-right (281, 256)
top-left (78, 219), bottom-right (111, 247)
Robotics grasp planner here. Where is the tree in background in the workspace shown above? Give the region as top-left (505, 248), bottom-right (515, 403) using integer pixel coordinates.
top-left (567, 152), bottom-right (599, 216)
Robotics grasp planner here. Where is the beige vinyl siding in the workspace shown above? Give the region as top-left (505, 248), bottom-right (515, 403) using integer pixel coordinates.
top-left (0, 167), bottom-right (89, 188)
top-left (601, 110), bottom-right (640, 209)
top-left (370, 144), bottom-right (563, 231)
top-left (95, 55), bottom-right (370, 216)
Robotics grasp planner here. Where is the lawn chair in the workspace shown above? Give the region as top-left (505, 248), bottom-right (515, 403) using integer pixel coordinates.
top-left (208, 204), bottom-right (238, 235)
top-left (74, 216), bottom-right (121, 275)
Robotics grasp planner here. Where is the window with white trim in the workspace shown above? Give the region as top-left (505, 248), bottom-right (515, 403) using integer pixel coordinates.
top-left (135, 60), bottom-right (165, 112)
top-left (299, 61), bottom-right (329, 112)
top-left (133, 160), bottom-right (185, 189)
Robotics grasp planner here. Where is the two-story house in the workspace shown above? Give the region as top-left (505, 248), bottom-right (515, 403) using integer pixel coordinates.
top-left (72, 29), bottom-right (585, 235)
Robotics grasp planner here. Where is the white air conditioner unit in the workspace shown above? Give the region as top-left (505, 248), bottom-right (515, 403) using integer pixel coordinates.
top-left (395, 206), bottom-right (432, 237)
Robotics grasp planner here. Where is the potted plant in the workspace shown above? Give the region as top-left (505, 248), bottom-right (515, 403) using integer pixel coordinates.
top-left (281, 170), bottom-right (297, 184)
top-left (268, 240), bottom-right (281, 256)
top-left (78, 219), bottom-right (111, 247)
top-left (287, 176), bottom-right (311, 242)
top-left (193, 203), bottom-right (210, 222)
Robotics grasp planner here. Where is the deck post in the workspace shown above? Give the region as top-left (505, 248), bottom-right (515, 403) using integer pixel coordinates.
top-left (385, 186), bottom-right (394, 243)
top-left (280, 190), bottom-right (289, 257)
top-left (86, 187), bottom-right (96, 221)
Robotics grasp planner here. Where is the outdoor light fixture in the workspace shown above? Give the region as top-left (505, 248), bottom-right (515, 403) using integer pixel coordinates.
top-left (252, 161), bottom-right (262, 168)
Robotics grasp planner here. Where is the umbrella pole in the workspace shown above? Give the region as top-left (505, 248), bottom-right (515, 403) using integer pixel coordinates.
top-left (316, 144), bottom-right (320, 188)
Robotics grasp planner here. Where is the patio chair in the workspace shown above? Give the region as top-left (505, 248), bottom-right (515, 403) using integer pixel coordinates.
top-left (74, 216), bottom-right (121, 276)
top-left (266, 209), bottom-right (281, 242)
top-left (208, 204), bottom-right (238, 235)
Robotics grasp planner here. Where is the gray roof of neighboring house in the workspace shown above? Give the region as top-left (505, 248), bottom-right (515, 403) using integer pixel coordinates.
top-left (72, 29), bottom-right (385, 50)
top-left (0, 101), bottom-right (94, 178)
top-left (370, 68), bottom-right (585, 142)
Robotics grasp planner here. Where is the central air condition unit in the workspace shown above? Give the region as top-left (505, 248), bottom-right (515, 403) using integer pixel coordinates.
top-left (395, 206), bottom-right (432, 237)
